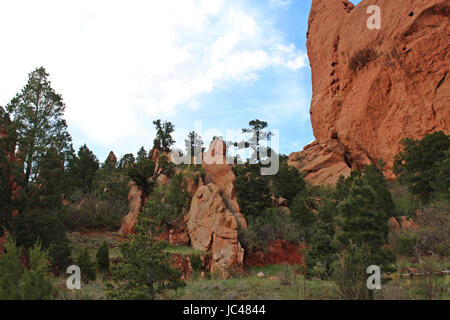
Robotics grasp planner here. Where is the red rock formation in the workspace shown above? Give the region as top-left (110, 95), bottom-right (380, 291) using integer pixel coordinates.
top-left (120, 140), bottom-right (248, 277)
top-left (119, 182), bottom-right (143, 235)
top-left (290, 0), bottom-right (449, 185)
top-left (201, 138), bottom-right (242, 216)
top-left (186, 183), bottom-right (245, 278)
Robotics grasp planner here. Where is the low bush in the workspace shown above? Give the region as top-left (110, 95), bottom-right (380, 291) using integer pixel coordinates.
top-left (66, 192), bottom-right (128, 230)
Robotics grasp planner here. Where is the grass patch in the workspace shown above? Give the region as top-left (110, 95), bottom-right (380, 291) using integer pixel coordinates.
top-left (163, 244), bottom-right (206, 256)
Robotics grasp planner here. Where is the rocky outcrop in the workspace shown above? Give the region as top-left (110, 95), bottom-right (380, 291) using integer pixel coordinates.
top-left (288, 139), bottom-right (354, 185)
top-left (119, 182), bottom-right (143, 235)
top-left (185, 139), bottom-right (247, 277)
top-left (290, 0), bottom-right (449, 185)
top-left (202, 138), bottom-right (242, 215)
top-left (186, 183), bottom-right (245, 277)
top-left (119, 140), bottom-right (247, 277)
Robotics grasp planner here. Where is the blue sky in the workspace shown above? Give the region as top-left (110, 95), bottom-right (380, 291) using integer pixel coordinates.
top-left (0, 0), bottom-right (363, 161)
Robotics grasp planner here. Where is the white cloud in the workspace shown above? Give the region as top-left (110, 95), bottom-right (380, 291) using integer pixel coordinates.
top-left (269, 0), bottom-right (292, 7)
top-left (0, 0), bottom-right (307, 147)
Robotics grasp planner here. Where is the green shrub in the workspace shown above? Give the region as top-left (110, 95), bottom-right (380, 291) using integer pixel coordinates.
top-left (96, 241), bottom-right (110, 273)
top-left (414, 201), bottom-right (449, 256)
top-left (390, 229), bottom-right (420, 257)
top-left (13, 209), bottom-right (72, 273)
top-left (66, 193), bottom-right (128, 230)
top-left (278, 264), bottom-right (298, 286)
top-left (48, 238), bottom-right (72, 274)
top-left (190, 254), bottom-right (202, 272)
top-left (0, 235), bottom-right (22, 299)
top-left (389, 182), bottom-right (420, 218)
top-left (21, 242), bottom-right (54, 300)
top-left (106, 207), bottom-right (185, 300)
top-left (77, 248), bottom-right (96, 283)
top-left (332, 242), bottom-right (373, 300)
top-left (0, 235), bottom-right (54, 300)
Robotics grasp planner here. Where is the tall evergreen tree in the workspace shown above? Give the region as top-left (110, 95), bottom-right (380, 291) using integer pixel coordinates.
top-left (336, 165), bottom-right (395, 269)
top-left (305, 199), bottom-right (338, 279)
top-left (136, 146), bottom-right (148, 163)
top-left (242, 119), bottom-right (273, 163)
top-left (6, 67), bottom-right (71, 186)
top-left (233, 164), bottom-right (272, 218)
top-left (67, 144), bottom-right (100, 194)
top-left (34, 147), bottom-right (68, 208)
top-left (394, 131), bottom-right (450, 203)
top-left (152, 120), bottom-right (175, 152)
top-left (273, 161), bottom-right (307, 204)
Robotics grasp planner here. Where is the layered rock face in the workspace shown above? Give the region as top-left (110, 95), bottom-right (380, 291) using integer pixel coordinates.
top-left (290, 0), bottom-right (449, 185)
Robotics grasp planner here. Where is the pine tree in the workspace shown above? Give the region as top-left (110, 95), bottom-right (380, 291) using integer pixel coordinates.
top-left (67, 144), bottom-right (100, 194)
top-left (96, 241), bottom-right (110, 274)
top-left (76, 248), bottom-right (96, 282)
top-left (21, 242), bottom-right (54, 300)
top-left (6, 67), bottom-right (72, 186)
top-left (152, 120), bottom-right (175, 152)
top-left (136, 146), bottom-right (148, 163)
top-left (32, 147), bottom-right (67, 209)
top-left (394, 131), bottom-right (450, 203)
top-left (242, 119), bottom-right (272, 163)
top-left (273, 161), bottom-right (307, 204)
top-left (106, 206), bottom-right (185, 300)
top-left (290, 194), bottom-right (316, 241)
top-left (233, 164), bottom-right (272, 218)
top-left (305, 200), bottom-right (338, 279)
top-left (337, 165), bottom-right (396, 269)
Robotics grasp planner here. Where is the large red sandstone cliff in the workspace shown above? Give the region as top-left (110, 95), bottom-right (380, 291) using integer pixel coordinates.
top-left (289, 0), bottom-right (449, 185)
